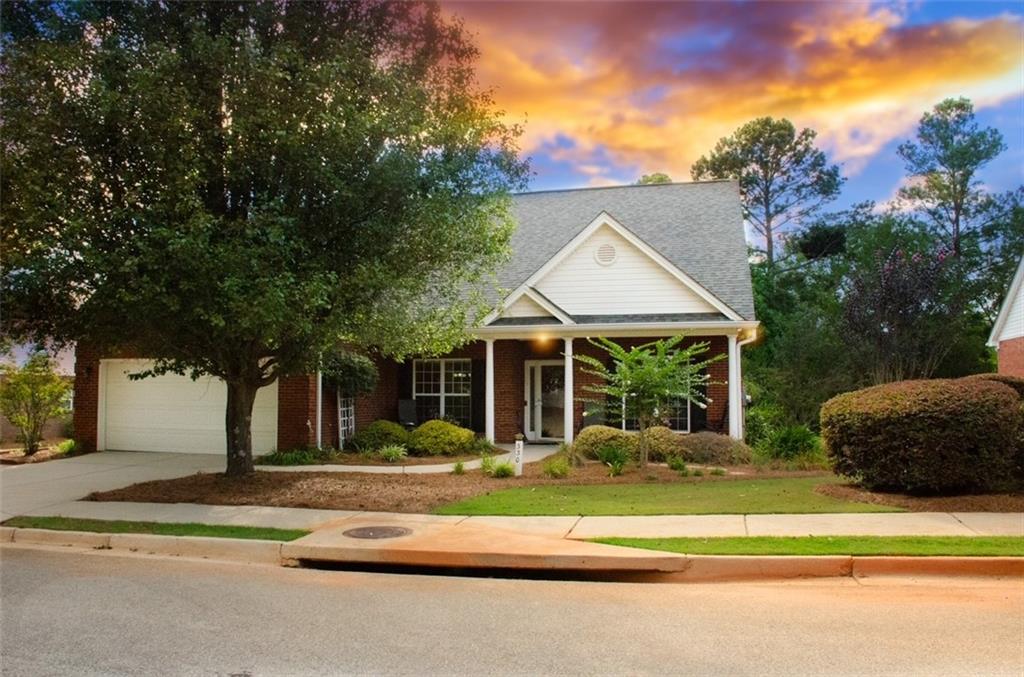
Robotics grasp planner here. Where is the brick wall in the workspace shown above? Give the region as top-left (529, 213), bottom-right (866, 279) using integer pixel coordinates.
top-left (72, 344), bottom-right (101, 453)
top-left (997, 336), bottom-right (1024, 378)
top-left (346, 335), bottom-right (733, 444)
top-left (276, 375), bottom-right (317, 450)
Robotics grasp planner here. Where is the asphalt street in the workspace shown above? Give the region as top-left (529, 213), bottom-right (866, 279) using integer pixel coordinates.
top-left (1, 546), bottom-right (1022, 676)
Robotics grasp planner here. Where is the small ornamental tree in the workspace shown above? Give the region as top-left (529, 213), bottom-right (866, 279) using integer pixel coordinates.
top-left (0, 352), bottom-right (71, 455)
top-left (574, 336), bottom-right (723, 468)
top-left (841, 245), bottom-right (958, 383)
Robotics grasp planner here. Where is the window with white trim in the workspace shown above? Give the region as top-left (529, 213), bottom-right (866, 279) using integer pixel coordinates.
top-left (621, 397), bottom-right (690, 433)
top-left (413, 359), bottom-right (472, 428)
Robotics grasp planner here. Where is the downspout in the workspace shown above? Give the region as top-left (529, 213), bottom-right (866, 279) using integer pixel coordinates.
top-left (736, 330), bottom-right (758, 440)
top-left (315, 370), bottom-right (323, 450)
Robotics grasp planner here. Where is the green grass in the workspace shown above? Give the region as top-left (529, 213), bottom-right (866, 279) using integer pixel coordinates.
top-left (3, 516), bottom-right (309, 541)
top-left (435, 476), bottom-right (898, 516)
top-left (593, 536), bottom-right (1024, 557)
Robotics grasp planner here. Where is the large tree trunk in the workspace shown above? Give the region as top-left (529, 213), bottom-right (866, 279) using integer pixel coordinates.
top-left (225, 379), bottom-right (259, 477)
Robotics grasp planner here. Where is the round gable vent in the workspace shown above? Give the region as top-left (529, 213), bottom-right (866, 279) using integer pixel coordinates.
top-left (595, 243), bottom-right (617, 266)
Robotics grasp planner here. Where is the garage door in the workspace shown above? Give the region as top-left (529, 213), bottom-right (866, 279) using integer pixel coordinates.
top-left (100, 359), bottom-right (278, 454)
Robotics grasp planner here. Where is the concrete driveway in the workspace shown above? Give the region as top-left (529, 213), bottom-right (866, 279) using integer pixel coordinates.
top-left (0, 452), bottom-right (222, 521)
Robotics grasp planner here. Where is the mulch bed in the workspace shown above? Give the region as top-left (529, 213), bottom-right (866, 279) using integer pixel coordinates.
top-left (259, 451), bottom-right (484, 467)
top-left (0, 445), bottom-right (77, 465)
top-left (87, 463), bottom-right (827, 514)
top-left (817, 482), bottom-right (1024, 513)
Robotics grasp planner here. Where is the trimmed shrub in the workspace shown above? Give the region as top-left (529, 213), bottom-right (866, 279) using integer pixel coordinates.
top-left (573, 425), bottom-right (636, 459)
top-left (762, 425), bottom-right (820, 460)
top-left (640, 426), bottom-right (685, 463)
top-left (820, 378), bottom-right (1021, 494)
top-left (961, 373), bottom-right (1024, 399)
top-left (348, 420), bottom-right (409, 452)
top-left (679, 431), bottom-right (753, 466)
top-left (408, 419), bottom-right (475, 456)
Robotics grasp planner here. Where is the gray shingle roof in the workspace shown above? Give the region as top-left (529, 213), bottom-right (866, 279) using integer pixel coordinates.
top-left (499, 180), bottom-right (755, 320)
top-left (487, 312), bottom-right (730, 327)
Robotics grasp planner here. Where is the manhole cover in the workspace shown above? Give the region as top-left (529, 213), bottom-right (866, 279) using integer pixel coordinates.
top-left (342, 526), bottom-right (412, 540)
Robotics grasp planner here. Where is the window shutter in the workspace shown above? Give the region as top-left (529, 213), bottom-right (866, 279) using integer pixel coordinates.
top-left (691, 367), bottom-right (708, 432)
top-left (470, 359), bottom-right (485, 433)
top-left (397, 361), bottom-right (413, 400)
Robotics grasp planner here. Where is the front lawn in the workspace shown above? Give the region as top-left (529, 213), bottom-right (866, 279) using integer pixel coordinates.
top-left (434, 476), bottom-right (898, 515)
top-left (593, 536), bottom-right (1024, 557)
top-left (3, 516), bottom-right (308, 541)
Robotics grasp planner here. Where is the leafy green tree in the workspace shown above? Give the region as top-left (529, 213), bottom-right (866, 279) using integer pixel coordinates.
top-left (2, 1), bottom-right (527, 475)
top-left (574, 336), bottom-right (722, 468)
top-left (636, 173), bottom-right (672, 185)
top-left (691, 118), bottom-right (844, 265)
top-left (0, 352), bottom-right (71, 455)
top-left (897, 97), bottom-right (1007, 258)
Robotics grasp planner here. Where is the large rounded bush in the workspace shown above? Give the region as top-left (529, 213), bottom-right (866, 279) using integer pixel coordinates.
top-left (408, 419), bottom-right (475, 456)
top-left (962, 373), bottom-right (1024, 399)
top-left (640, 426), bottom-right (686, 462)
top-left (679, 431), bottom-right (752, 465)
top-left (348, 420), bottom-right (409, 452)
top-left (573, 425), bottom-right (636, 459)
top-left (821, 379), bottom-right (1021, 494)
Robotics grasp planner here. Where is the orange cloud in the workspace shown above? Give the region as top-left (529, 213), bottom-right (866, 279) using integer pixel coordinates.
top-left (444, 2), bottom-right (1023, 180)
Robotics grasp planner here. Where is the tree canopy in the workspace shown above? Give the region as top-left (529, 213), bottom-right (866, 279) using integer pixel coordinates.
top-left (691, 117), bottom-right (843, 265)
top-left (636, 173), bottom-right (672, 185)
top-left (2, 0), bottom-right (528, 475)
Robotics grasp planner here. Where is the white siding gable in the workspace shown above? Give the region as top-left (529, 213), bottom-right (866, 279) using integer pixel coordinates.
top-left (533, 224), bottom-right (718, 316)
top-left (998, 283), bottom-right (1024, 342)
top-left (501, 294), bottom-right (553, 319)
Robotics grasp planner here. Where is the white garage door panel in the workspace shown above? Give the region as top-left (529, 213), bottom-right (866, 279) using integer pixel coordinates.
top-left (102, 360), bottom-right (278, 454)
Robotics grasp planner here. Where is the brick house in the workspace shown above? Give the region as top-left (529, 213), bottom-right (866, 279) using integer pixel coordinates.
top-left (988, 255), bottom-right (1024, 377)
top-left (74, 181), bottom-right (759, 454)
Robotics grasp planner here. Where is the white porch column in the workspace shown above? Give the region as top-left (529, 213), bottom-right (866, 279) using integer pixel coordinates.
top-left (484, 339), bottom-right (495, 442)
top-left (563, 337), bottom-right (574, 445)
top-left (727, 334), bottom-right (742, 440)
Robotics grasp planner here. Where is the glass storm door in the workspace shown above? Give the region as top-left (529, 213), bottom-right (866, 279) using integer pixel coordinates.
top-left (524, 361), bottom-right (565, 441)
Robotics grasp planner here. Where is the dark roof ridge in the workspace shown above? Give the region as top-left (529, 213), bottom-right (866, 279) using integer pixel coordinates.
top-left (512, 179), bottom-right (736, 197)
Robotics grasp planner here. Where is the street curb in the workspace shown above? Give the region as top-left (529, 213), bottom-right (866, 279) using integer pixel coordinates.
top-left (3, 529), bottom-right (1022, 580)
top-left (11, 528), bottom-right (111, 549)
top-left (6, 528), bottom-right (282, 565)
top-left (852, 556), bottom-right (1024, 578)
top-left (108, 533), bottom-right (284, 565)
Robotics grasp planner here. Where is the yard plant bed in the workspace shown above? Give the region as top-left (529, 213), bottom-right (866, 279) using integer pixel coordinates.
top-left (593, 536), bottom-right (1024, 557)
top-left (0, 440), bottom-right (78, 465)
top-left (817, 483), bottom-right (1024, 513)
top-left (256, 451), bottom-right (484, 467)
top-left (88, 462), bottom-right (891, 515)
top-left (3, 516), bottom-right (308, 541)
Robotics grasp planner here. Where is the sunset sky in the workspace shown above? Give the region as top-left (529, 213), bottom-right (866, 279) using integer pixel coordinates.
top-left (443, 1), bottom-right (1023, 208)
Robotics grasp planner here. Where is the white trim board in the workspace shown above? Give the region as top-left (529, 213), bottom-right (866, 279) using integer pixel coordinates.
top-left (989, 255), bottom-right (1024, 346)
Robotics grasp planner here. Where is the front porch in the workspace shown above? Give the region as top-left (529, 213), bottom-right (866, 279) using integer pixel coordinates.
top-left (353, 330), bottom-right (749, 445)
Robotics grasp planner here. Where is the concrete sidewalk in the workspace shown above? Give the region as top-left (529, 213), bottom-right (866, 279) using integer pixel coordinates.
top-left (262, 444), bottom-right (556, 474)
top-left (21, 500), bottom-right (1024, 538)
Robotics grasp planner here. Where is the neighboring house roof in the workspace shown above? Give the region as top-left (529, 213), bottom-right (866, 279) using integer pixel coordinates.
top-left (496, 180), bottom-right (755, 321)
top-left (988, 255), bottom-right (1024, 347)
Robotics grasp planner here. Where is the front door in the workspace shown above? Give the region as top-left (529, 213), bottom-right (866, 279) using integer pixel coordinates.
top-left (524, 360), bottom-right (565, 442)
